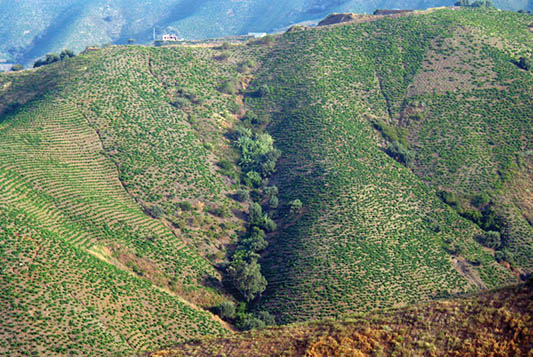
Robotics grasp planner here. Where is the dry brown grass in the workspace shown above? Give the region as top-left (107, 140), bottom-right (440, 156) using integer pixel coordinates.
top-left (152, 283), bottom-right (533, 356)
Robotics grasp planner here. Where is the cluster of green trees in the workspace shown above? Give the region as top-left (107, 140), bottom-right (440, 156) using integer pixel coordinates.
top-left (33, 49), bottom-right (75, 68)
top-left (214, 300), bottom-right (275, 330)
top-left (476, 231), bottom-right (501, 249)
top-left (439, 191), bottom-right (503, 233)
top-left (216, 113), bottom-right (282, 330)
top-left (439, 190), bottom-right (516, 264)
top-left (219, 78), bottom-right (240, 95)
top-left (234, 125), bottom-right (281, 184)
top-left (145, 204), bottom-right (165, 219)
top-left (455, 0), bottom-right (494, 7)
top-left (371, 118), bottom-right (415, 167)
top-left (386, 141), bottom-right (415, 166)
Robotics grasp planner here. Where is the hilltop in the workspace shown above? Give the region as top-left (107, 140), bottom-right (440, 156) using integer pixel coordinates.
top-left (0, 7), bottom-right (531, 355)
top-left (0, 0), bottom-right (531, 66)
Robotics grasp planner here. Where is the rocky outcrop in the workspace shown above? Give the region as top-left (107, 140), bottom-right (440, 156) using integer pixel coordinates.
top-left (317, 13), bottom-right (359, 26)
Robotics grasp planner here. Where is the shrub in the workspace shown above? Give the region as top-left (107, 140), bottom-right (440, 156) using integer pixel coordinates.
top-left (268, 195), bottom-right (279, 209)
top-left (247, 85), bottom-right (271, 98)
top-left (243, 111), bottom-right (259, 124)
top-left (255, 311), bottom-right (276, 326)
top-left (237, 133), bottom-right (281, 177)
top-left (215, 301), bottom-right (236, 320)
top-left (494, 249), bottom-right (515, 265)
top-left (289, 199), bottom-right (303, 215)
top-left (471, 193), bottom-right (491, 208)
top-left (238, 59), bottom-right (256, 73)
top-left (248, 203), bottom-right (264, 226)
top-left (219, 79), bottom-right (239, 95)
top-left (479, 208), bottom-right (503, 232)
top-left (245, 171), bottom-right (262, 187)
top-left (146, 205), bottom-right (164, 219)
top-left (171, 97), bottom-right (190, 109)
top-left (210, 206), bottom-right (230, 218)
top-left (263, 216), bottom-right (277, 232)
top-left (46, 53), bottom-right (60, 63)
top-left (247, 203), bottom-right (276, 231)
top-left (10, 64), bottom-right (23, 71)
top-left (33, 59), bottom-right (45, 68)
top-left (59, 49), bottom-right (75, 60)
top-left (235, 310), bottom-right (275, 330)
top-left (386, 141), bottom-right (415, 166)
top-left (256, 85), bottom-right (271, 97)
top-left (461, 208), bottom-right (483, 224)
top-left (178, 201), bottom-right (193, 211)
top-left (217, 160), bottom-right (234, 171)
top-left (476, 231), bottom-right (501, 249)
top-left (241, 227), bottom-right (268, 252)
top-left (33, 53), bottom-right (60, 68)
top-left (225, 259), bottom-right (267, 302)
top-left (233, 125), bottom-right (252, 140)
top-left (517, 57), bottom-right (531, 71)
top-left (455, 0), bottom-right (493, 7)
top-left (373, 120), bottom-right (408, 147)
top-left (235, 313), bottom-right (265, 330)
top-left (235, 189), bottom-right (250, 202)
top-left (264, 186), bottom-right (278, 198)
top-left (256, 35), bottom-right (274, 46)
top-left (228, 101), bottom-right (242, 115)
top-left (439, 191), bottom-right (459, 206)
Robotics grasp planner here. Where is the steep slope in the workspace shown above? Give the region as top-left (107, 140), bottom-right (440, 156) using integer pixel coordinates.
top-left (0, 59), bottom-right (229, 304)
top-left (154, 282), bottom-right (533, 356)
top-left (0, 208), bottom-right (227, 355)
top-left (0, 7), bottom-right (531, 354)
top-left (0, 52), bottom-right (231, 354)
top-left (1, 0), bottom-right (530, 66)
top-left (67, 46), bottom-right (249, 264)
top-left (404, 9), bottom-right (533, 271)
top-left (243, 7), bottom-right (530, 323)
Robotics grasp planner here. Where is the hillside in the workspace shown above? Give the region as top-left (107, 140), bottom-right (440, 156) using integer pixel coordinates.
top-left (0, 7), bottom-right (531, 355)
top-left (0, 54), bottom-right (231, 354)
top-left (248, 7), bottom-right (531, 323)
top-left (0, 0), bottom-right (531, 66)
top-left (153, 282), bottom-right (533, 356)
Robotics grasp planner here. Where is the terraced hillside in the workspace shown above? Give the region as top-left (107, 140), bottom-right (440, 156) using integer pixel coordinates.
top-left (0, 6), bottom-right (531, 354)
top-left (242, 8), bottom-right (531, 323)
top-left (0, 53), bottom-right (231, 354)
top-left (247, 6), bottom-right (533, 321)
top-left (0, 68), bottom-right (229, 298)
top-left (69, 45), bottom-right (251, 263)
top-left (155, 282), bottom-right (533, 356)
top-left (0, 207), bottom-right (227, 355)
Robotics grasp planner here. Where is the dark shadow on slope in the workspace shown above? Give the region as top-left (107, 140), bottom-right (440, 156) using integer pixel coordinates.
top-left (116, 0), bottom-right (211, 43)
top-left (160, 0), bottom-right (211, 23)
top-left (19, 3), bottom-right (88, 65)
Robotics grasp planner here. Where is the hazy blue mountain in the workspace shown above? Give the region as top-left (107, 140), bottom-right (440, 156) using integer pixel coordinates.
top-left (0, 0), bottom-right (530, 66)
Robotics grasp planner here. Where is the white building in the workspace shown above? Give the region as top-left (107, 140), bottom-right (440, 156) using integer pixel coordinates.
top-left (162, 34), bottom-right (179, 41)
top-left (247, 32), bottom-right (267, 38)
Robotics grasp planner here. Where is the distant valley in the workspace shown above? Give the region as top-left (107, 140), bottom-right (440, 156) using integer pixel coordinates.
top-left (0, 0), bottom-right (531, 66)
